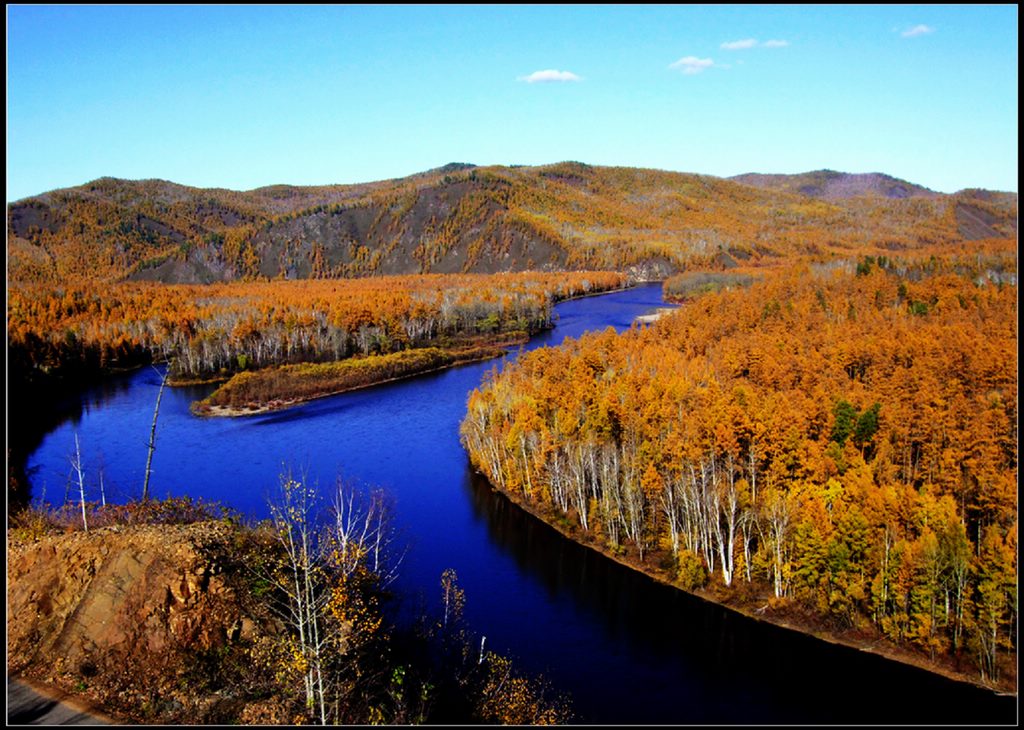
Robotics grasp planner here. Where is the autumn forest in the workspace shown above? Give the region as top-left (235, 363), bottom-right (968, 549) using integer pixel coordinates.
top-left (462, 251), bottom-right (1017, 688)
top-left (6, 163), bottom-right (1018, 721)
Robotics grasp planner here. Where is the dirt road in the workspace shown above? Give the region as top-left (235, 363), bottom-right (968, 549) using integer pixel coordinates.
top-left (7, 677), bottom-right (111, 726)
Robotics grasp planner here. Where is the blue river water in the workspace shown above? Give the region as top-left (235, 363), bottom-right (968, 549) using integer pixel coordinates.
top-left (25, 283), bottom-right (1016, 724)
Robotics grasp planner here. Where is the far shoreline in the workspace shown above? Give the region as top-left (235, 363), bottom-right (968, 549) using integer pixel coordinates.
top-left (191, 278), bottom-right (641, 418)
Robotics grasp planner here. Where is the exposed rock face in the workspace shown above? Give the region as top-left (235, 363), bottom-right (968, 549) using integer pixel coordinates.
top-left (7, 522), bottom-right (264, 698)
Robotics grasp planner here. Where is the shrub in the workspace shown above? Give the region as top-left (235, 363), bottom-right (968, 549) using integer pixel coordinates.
top-left (676, 550), bottom-right (708, 591)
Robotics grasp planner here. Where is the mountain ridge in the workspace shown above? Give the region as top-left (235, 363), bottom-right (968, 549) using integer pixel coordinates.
top-left (8, 163), bottom-right (1017, 286)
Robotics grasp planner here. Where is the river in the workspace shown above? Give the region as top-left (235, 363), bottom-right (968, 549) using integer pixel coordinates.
top-left (24, 283), bottom-right (1016, 724)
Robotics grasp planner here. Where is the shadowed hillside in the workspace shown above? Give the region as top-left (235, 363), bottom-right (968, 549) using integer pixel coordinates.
top-left (8, 163), bottom-right (1017, 285)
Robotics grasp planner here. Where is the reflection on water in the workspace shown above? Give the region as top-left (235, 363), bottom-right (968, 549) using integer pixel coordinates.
top-left (465, 471), bottom-right (1016, 724)
top-left (10, 369), bottom-right (141, 510)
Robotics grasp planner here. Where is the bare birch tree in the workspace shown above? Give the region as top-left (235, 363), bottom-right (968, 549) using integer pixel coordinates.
top-left (70, 432), bottom-right (88, 532)
top-left (142, 364), bottom-right (169, 501)
top-left (257, 469), bottom-right (400, 724)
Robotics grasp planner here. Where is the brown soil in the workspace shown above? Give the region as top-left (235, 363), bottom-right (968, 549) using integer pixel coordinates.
top-left (7, 521), bottom-right (282, 722)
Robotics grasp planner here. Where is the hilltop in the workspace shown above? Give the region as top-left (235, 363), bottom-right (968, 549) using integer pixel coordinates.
top-left (728, 170), bottom-right (940, 200)
top-left (8, 163), bottom-right (1017, 286)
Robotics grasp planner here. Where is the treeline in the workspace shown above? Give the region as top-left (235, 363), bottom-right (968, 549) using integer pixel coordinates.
top-left (461, 257), bottom-right (1017, 688)
top-left (8, 271), bottom-right (626, 382)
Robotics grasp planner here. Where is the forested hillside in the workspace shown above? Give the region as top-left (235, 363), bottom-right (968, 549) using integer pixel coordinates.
top-left (461, 249), bottom-right (1017, 690)
top-left (8, 163), bottom-right (1017, 286)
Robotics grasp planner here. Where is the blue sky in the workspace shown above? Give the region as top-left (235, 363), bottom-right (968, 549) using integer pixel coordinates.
top-left (6, 5), bottom-right (1018, 201)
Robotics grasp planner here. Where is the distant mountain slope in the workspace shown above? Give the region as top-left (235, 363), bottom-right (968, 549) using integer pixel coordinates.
top-left (729, 170), bottom-right (940, 200)
top-left (7, 163), bottom-right (1017, 285)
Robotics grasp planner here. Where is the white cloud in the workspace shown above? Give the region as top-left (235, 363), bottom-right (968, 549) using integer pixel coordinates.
top-left (721, 38), bottom-right (790, 50)
top-left (669, 56), bottom-right (715, 75)
top-left (901, 24), bottom-right (935, 38)
top-left (721, 38), bottom-right (758, 50)
top-left (518, 69), bottom-right (582, 83)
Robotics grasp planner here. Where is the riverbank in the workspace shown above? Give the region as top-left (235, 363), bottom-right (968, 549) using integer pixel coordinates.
top-left (192, 340), bottom-right (521, 417)
top-left (634, 307), bottom-right (676, 324)
top-left (480, 472), bottom-right (1017, 699)
top-left (7, 501), bottom-right (574, 725)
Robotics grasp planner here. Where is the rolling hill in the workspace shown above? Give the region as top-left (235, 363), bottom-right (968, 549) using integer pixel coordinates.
top-left (7, 163), bottom-right (1017, 285)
